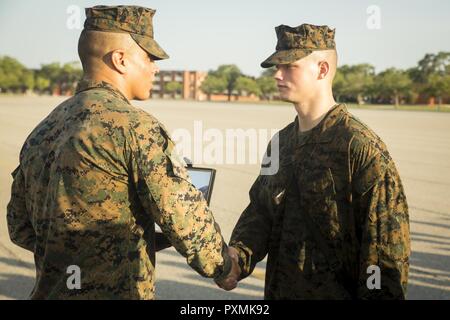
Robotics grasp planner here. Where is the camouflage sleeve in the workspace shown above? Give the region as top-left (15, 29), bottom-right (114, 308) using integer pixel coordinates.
top-left (353, 151), bottom-right (410, 299)
top-left (6, 166), bottom-right (36, 252)
top-left (229, 175), bottom-right (272, 280)
top-left (128, 118), bottom-right (231, 280)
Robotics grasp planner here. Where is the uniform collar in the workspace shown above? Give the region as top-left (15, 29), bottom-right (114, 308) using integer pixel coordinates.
top-left (293, 103), bottom-right (347, 147)
top-left (75, 78), bottom-right (130, 103)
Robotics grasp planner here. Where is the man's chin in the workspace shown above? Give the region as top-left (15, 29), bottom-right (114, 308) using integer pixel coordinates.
top-left (279, 94), bottom-right (293, 103)
top-left (133, 91), bottom-right (151, 101)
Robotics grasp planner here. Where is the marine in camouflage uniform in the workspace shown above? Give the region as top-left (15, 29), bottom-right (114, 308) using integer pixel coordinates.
top-left (230, 24), bottom-right (410, 299)
top-left (7, 6), bottom-right (232, 299)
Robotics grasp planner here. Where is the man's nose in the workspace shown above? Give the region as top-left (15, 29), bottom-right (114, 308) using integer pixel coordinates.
top-left (274, 68), bottom-right (283, 81)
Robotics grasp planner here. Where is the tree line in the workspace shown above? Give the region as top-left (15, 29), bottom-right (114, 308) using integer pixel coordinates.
top-left (200, 52), bottom-right (450, 106)
top-left (0, 57), bottom-right (82, 95)
top-left (1, 52), bottom-right (449, 106)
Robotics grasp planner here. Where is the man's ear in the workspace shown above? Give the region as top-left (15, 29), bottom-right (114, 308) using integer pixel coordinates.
top-left (110, 49), bottom-right (127, 74)
top-left (318, 61), bottom-right (330, 80)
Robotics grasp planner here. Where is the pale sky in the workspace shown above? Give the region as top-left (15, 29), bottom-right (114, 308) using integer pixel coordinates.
top-left (1, 0), bottom-right (449, 76)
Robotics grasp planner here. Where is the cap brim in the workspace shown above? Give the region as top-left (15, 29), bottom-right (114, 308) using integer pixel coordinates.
top-left (260, 49), bottom-right (313, 68)
top-left (130, 34), bottom-right (169, 60)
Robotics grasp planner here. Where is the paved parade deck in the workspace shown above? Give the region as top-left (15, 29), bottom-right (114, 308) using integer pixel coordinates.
top-left (1, 96), bottom-right (449, 299)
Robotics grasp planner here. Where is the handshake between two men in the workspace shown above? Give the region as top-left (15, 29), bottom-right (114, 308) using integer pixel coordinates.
top-left (214, 247), bottom-right (241, 291)
top-left (6, 5), bottom-right (409, 300)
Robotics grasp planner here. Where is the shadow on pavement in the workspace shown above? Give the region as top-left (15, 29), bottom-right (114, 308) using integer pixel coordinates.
top-left (411, 219), bottom-right (450, 229)
top-left (407, 247), bottom-right (450, 299)
top-left (408, 212), bottom-right (450, 299)
top-left (155, 280), bottom-right (259, 300)
top-left (0, 256), bottom-right (35, 299)
top-left (412, 231), bottom-right (450, 241)
top-left (158, 248), bottom-right (268, 270)
top-left (411, 236), bottom-right (450, 247)
top-left (0, 273), bottom-right (34, 300)
top-left (0, 257), bottom-right (35, 270)
top-left (408, 215), bottom-right (450, 299)
top-left (157, 257), bottom-right (264, 291)
top-left (3, 240), bottom-right (447, 300)
top-left (156, 248), bottom-right (265, 299)
top-left (182, 273), bottom-right (263, 293)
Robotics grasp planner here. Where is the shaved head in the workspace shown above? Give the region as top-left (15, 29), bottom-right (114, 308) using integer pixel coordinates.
top-left (77, 29), bottom-right (160, 101)
top-left (307, 49), bottom-right (338, 83)
top-left (78, 30), bottom-right (140, 74)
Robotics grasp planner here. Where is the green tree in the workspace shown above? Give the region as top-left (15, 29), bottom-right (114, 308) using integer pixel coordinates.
top-left (21, 70), bottom-right (35, 92)
top-left (35, 76), bottom-right (51, 93)
top-left (0, 56), bottom-right (28, 92)
top-left (256, 76), bottom-right (277, 100)
top-left (426, 73), bottom-right (450, 108)
top-left (332, 70), bottom-right (346, 102)
top-left (412, 52), bottom-right (450, 83)
top-left (410, 52), bottom-right (450, 105)
top-left (235, 76), bottom-right (261, 97)
top-left (374, 68), bottom-right (412, 107)
top-left (257, 68), bottom-right (277, 100)
top-left (38, 62), bottom-right (62, 92)
top-left (37, 61), bottom-right (82, 95)
top-left (165, 81), bottom-right (183, 96)
top-left (336, 64), bottom-right (375, 104)
top-left (404, 67), bottom-right (423, 104)
top-left (200, 75), bottom-right (227, 100)
top-left (261, 67), bottom-right (277, 77)
top-left (59, 62), bottom-right (83, 94)
top-left (210, 64), bottom-right (242, 101)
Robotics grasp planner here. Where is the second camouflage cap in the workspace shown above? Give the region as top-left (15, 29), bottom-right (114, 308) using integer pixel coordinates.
top-left (261, 23), bottom-right (335, 68)
top-left (84, 5), bottom-right (169, 60)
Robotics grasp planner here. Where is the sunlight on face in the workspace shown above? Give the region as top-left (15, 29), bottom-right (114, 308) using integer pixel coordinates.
top-left (273, 50), bottom-right (337, 104)
top-left (274, 57), bottom-right (319, 103)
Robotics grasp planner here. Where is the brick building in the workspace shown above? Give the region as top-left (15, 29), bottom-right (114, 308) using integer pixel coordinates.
top-left (151, 70), bottom-right (207, 100)
top-left (151, 70), bottom-right (260, 102)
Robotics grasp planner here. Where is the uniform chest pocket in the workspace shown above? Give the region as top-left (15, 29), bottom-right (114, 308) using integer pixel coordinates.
top-left (301, 168), bottom-right (340, 240)
top-left (306, 168), bottom-right (336, 195)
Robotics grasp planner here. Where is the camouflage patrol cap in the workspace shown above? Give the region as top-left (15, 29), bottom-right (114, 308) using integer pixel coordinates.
top-left (261, 23), bottom-right (335, 68)
top-left (84, 5), bottom-right (169, 60)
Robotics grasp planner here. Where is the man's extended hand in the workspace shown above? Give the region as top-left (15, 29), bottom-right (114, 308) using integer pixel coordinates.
top-left (215, 247), bottom-right (241, 291)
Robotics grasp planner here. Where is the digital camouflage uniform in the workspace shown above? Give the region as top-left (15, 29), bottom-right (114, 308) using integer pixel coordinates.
top-left (83, 5), bottom-right (169, 60)
top-left (260, 24), bottom-right (336, 68)
top-left (6, 6), bottom-right (231, 300)
top-left (230, 24), bottom-right (410, 300)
